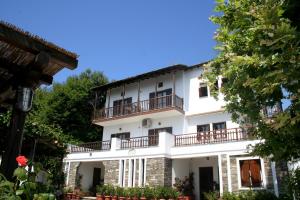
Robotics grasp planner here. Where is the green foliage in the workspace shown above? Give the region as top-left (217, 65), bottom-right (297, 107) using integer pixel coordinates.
top-left (207, 0), bottom-right (300, 162)
top-left (282, 167), bottom-right (300, 199)
top-left (221, 191), bottom-right (278, 200)
top-left (36, 69), bottom-right (108, 142)
top-left (0, 164), bottom-right (55, 200)
top-left (204, 191), bottom-right (219, 200)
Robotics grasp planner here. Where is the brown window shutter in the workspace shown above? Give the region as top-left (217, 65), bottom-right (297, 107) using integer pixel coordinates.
top-left (250, 160), bottom-right (262, 187)
top-left (240, 160), bottom-right (251, 187)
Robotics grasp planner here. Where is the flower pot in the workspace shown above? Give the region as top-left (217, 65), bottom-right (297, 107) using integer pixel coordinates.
top-left (132, 197), bottom-right (139, 200)
top-left (66, 193), bottom-right (73, 199)
top-left (112, 195), bottom-right (118, 200)
top-left (119, 197), bottom-right (126, 200)
top-left (177, 196), bottom-right (184, 200)
top-left (105, 195), bottom-right (112, 200)
top-left (97, 194), bottom-right (104, 200)
top-left (140, 197), bottom-right (147, 200)
top-left (184, 196), bottom-right (192, 200)
top-left (126, 197), bottom-right (131, 200)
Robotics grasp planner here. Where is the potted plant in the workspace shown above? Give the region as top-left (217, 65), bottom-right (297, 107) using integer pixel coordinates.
top-left (116, 186), bottom-right (126, 200)
top-left (104, 184), bottom-right (113, 200)
top-left (96, 185), bottom-right (105, 200)
top-left (173, 173), bottom-right (194, 200)
top-left (143, 186), bottom-right (153, 200)
top-left (152, 186), bottom-right (161, 200)
top-left (124, 187), bottom-right (132, 200)
top-left (111, 186), bottom-right (118, 200)
top-left (169, 188), bottom-right (179, 200)
top-left (132, 187), bottom-right (141, 200)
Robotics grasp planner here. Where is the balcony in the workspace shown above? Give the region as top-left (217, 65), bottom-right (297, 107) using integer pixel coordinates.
top-left (69, 140), bottom-right (111, 153)
top-left (120, 135), bottom-right (159, 149)
top-left (93, 94), bottom-right (184, 126)
top-left (174, 128), bottom-right (249, 147)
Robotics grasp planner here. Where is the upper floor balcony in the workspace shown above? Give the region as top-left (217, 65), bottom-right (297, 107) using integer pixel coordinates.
top-left (93, 94), bottom-right (184, 126)
top-left (66, 128), bottom-right (256, 161)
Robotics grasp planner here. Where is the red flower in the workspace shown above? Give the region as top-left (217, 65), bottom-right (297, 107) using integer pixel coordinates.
top-left (16, 155), bottom-right (28, 167)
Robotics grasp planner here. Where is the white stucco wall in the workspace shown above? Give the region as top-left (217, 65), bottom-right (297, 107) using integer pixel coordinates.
top-left (103, 115), bottom-right (184, 140)
top-left (184, 68), bottom-right (225, 115)
top-left (172, 157), bottom-right (219, 200)
top-left (78, 161), bottom-right (104, 192)
top-left (105, 71), bottom-right (184, 108)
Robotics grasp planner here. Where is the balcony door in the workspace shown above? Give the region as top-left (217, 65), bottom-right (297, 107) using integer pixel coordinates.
top-left (111, 132), bottom-right (130, 140)
top-left (113, 97), bottom-right (132, 116)
top-left (148, 127), bottom-right (172, 146)
top-left (212, 122), bottom-right (227, 139)
top-left (149, 88), bottom-right (172, 110)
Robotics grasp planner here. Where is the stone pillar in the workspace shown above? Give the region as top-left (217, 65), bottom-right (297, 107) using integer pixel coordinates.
top-left (68, 162), bottom-right (80, 189)
top-left (221, 154), bottom-right (228, 192)
top-left (103, 160), bottom-right (120, 185)
top-left (146, 157), bottom-right (172, 187)
top-left (275, 161), bottom-right (289, 195)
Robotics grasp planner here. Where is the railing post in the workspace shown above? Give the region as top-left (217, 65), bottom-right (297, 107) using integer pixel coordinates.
top-left (111, 138), bottom-right (120, 150)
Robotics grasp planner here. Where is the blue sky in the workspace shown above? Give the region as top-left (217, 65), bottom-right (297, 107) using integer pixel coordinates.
top-left (0, 1), bottom-right (217, 83)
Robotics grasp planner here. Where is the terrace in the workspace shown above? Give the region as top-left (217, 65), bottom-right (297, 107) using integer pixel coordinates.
top-left (69, 128), bottom-right (250, 154)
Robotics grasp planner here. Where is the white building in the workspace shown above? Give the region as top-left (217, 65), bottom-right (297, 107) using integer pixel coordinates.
top-left (64, 63), bottom-right (286, 199)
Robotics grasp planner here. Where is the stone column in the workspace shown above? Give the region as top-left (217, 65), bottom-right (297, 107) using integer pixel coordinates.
top-left (146, 157), bottom-right (172, 187)
top-left (221, 154), bottom-right (228, 192)
top-left (103, 160), bottom-right (120, 185)
top-left (67, 162), bottom-right (80, 189)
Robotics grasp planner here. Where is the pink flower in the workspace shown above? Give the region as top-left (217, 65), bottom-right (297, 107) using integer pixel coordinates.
top-left (16, 155), bottom-right (28, 167)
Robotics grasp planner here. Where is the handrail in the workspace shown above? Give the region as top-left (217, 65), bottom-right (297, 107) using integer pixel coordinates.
top-left (94, 94), bottom-right (183, 120)
top-left (174, 128), bottom-right (249, 146)
top-left (70, 140), bottom-right (111, 153)
top-left (120, 135), bottom-right (159, 149)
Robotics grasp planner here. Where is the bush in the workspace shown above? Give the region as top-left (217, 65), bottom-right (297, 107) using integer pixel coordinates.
top-left (221, 191), bottom-right (278, 200)
top-left (204, 191), bottom-right (219, 200)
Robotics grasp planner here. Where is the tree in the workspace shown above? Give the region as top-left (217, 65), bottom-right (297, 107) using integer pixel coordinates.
top-left (206, 0), bottom-right (300, 162)
top-left (33, 69), bottom-right (108, 142)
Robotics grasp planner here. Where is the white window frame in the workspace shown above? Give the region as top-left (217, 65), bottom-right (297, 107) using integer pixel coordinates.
top-left (199, 81), bottom-right (209, 98)
top-left (236, 156), bottom-right (267, 190)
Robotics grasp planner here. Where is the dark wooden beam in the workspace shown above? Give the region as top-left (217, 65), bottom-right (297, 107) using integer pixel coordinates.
top-left (0, 24), bottom-right (78, 69)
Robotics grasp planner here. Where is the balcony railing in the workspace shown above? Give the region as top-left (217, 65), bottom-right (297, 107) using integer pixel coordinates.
top-left (120, 135), bottom-right (159, 149)
top-left (174, 128), bottom-right (248, 147)
top-left (94, 94), bottom-right (183, 121)
top-left (70, 140), bottom-right (111, 153)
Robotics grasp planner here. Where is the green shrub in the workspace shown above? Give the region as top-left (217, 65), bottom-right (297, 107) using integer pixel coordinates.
top-left (143, 186), bottom-right (153, 199)
top-left (204, 191), bottom-right (219, 200)
top-left (222, 192), bottom-right (240, 200)
top-left (115, 186), bottom-right (125, 197)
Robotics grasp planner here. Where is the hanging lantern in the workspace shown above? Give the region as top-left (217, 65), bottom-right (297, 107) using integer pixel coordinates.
top-left (17, 87), bottom-right (34, 112)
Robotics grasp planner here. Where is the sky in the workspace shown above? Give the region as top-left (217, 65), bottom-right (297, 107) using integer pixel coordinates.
top-left (0, 1), bottom-right (218, 83)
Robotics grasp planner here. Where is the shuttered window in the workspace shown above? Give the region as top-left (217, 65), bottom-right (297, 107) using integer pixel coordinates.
top-left (199, 83), bottom-right (208, 97)
top-left (239, 159), bottom-right (262, 188)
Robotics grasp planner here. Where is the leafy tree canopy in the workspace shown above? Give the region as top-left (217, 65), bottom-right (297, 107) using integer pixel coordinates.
top-left (206, 0), bottom-right (300, 161)
top-left (32, 69), bottom-right (108, 142)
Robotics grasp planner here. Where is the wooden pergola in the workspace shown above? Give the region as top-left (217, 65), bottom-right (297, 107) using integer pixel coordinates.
top-left (0, 21), bottom-right (78, 178)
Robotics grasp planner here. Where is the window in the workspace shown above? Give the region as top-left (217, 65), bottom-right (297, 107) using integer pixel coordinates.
top-left (221, 78), bottom-right (228, 88)
top-left (149, 88), bottom-right (172, 109)
top-left (238, 159), bottom-right (263, 188)
top-left (213, 122), bottom-right (226, 130)
top-left (113, 97), bottom-right (132, 116)
top-left (197, 124), bottom-right (210, 141)
top-left (199, 83), bottom-right (208, 97)
top-left (158, 82), bottom-right (163, 88)
top-left (213, 122), bottom-right (227, 139)
top-left (111, 132), bottom-right (130, 140)
top-left (148, 127), bottom-right (172, 146)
